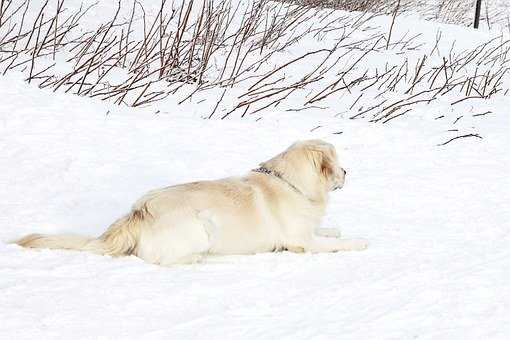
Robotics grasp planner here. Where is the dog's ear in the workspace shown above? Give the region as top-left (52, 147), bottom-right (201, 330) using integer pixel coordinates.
top-left (320, 151), bottom-right (334, 179)
top-left (308, 146), bottom-right (334, 180)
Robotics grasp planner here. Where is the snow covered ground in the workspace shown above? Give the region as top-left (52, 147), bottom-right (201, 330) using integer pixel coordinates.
top-left (1, 1), bottom-right (510, 339)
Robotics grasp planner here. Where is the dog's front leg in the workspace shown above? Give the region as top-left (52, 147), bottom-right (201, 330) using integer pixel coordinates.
top-left (315, 227), bottom-right (341, 238)
top-left (305, 237), bottom-right (368, 253)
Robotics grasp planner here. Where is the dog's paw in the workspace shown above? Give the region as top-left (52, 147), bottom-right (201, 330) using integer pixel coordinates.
top-left (316, 227), bottom-right (342, 238)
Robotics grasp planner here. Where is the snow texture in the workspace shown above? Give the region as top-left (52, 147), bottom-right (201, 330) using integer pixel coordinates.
top-left (1, 1), bottom-right (510, 339)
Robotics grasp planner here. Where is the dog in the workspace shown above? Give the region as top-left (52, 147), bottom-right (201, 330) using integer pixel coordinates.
top-left (14, 139), bottom-right (368, 265)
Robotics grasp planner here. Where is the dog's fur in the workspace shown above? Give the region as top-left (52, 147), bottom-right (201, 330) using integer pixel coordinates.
top-left (14, 139), bottom-right (368, 265)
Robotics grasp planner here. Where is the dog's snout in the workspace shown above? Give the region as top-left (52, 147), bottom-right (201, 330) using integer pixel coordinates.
top-left (342, 168), bottom-right (347, 175)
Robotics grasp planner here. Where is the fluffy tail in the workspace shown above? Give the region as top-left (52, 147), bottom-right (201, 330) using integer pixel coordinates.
top-left (13, 209), bottom-right (146, 257)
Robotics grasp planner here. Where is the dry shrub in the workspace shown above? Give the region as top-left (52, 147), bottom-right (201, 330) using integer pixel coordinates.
top-left (275, 0), bottom-right (405, 14)
top-left (0, 0), bottom-right (508, 131)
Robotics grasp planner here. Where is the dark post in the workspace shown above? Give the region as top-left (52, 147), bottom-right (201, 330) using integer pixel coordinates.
top-left (474, 0), bottom-right (482, 29)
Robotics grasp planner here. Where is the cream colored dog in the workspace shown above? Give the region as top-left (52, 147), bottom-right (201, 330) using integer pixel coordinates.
top-left (15, 139), bottom-right (368, 265)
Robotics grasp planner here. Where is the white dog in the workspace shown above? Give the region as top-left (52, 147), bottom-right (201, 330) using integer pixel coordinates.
top-left (15, 139), bottom-right (368, 265)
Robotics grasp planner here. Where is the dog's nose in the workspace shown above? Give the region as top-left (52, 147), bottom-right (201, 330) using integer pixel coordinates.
top-left (342, 169), bottom-right (347, 175)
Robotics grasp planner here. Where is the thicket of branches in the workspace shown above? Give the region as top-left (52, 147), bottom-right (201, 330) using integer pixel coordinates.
top-left (0, 0), bottom-right (508, 126)
top-left (275, 0), bottom-right (403, 13)
top-left (279, 0), bottom-right (508, 29)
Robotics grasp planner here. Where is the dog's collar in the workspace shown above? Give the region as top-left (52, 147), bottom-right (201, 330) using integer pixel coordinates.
top-left (252, 167), bottom-right (303, 195)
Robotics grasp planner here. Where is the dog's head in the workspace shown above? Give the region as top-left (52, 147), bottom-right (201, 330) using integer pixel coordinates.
top-left (261, 139), bottom-right (346, 200)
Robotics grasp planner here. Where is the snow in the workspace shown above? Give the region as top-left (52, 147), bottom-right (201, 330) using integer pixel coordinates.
top-left (1, 1), bottom-right (510, 339)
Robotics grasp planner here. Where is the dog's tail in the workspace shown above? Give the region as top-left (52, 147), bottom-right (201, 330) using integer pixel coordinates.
top-left (12, 209), bottom-right (147, 257)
